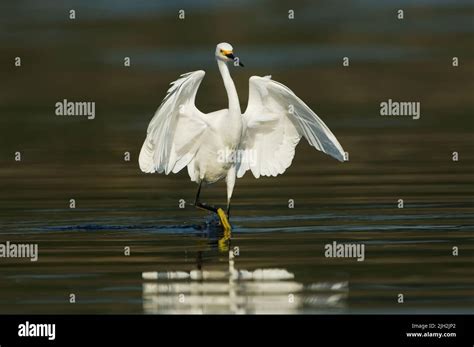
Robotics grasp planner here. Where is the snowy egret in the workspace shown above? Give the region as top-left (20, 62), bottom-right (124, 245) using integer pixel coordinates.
top-left (139, 42), bottom-right (345, 229)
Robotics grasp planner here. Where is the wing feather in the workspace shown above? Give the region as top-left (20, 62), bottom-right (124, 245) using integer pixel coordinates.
top-left (139, 70), bottom-right (208, 175)
top-left (238, 76), bottom-right (345, 178)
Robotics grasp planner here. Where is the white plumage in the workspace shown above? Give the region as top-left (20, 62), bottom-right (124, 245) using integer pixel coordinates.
top-left (139, 71), bottom-right (208, 175)
top-left (139, 43), bottom-right (345, 214)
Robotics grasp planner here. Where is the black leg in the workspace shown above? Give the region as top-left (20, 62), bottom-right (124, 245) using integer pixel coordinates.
top-left (226, 204), bottom-right (231, 219)
top-left (193, 181), bottom-right (218, 213)
top-left (194, 181), bottom-right (202, 205)
top-left (196, 202), bottom-right (218, 213)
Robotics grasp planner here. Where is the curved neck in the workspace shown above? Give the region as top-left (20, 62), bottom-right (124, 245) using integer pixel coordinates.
top-left (217, 59), bottom-right (241, 114)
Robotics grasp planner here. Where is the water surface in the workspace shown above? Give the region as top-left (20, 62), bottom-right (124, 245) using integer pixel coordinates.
top-left (0, 0), bottom-right (472, 314)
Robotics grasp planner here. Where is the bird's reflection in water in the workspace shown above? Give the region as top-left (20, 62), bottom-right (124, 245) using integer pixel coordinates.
top-left (142, 222), bottom-right (348, 313)
top-left (187, 213), bottom-right (232, 252)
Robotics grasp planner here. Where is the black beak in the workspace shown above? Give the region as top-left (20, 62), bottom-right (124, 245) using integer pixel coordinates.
top-left (225, 53), bottom-right (244, 67)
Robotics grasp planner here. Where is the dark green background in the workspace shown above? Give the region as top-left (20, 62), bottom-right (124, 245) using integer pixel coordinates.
top-left (0, 0), bottom-right (472, 314)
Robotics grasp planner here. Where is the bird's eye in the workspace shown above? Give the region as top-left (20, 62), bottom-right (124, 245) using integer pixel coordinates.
top-left (220, 49), bottom-right (224, 53)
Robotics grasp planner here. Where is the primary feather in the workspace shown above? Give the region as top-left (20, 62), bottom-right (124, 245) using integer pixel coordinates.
top-left (139, 70), bottom-right (208, 175)
top-left (237, 75), bottom-right (345, 178)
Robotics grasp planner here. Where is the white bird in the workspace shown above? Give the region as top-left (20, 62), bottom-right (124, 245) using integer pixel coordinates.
top-left (139, 42), bottom-right (345, 227)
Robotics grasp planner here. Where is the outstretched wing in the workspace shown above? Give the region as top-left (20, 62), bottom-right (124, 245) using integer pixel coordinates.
top-left (237, 75), bottom-right (345, 178)
top-left (139, 70), bottom-right (208, 175)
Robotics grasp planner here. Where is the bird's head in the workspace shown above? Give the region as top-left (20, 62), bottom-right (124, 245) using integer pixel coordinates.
top-left (215, 42), bottom-right (244, 67)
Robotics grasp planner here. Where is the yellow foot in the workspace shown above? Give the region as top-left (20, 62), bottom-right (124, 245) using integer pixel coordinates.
top-left (217, 208), bottom-right (232, 252)
top-left (217, 208), bottom-right (231, 232)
